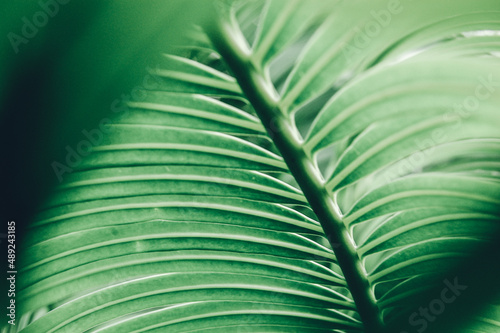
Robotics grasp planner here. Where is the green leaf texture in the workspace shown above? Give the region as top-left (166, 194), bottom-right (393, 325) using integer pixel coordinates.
top-left (16, 0), bottom-right (500, 332)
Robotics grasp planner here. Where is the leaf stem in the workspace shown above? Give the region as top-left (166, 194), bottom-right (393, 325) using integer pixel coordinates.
top-left (205, 9), bottom-right (384, 333)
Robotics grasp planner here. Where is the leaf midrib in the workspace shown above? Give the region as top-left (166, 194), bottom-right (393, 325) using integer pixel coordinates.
top-left (205, 8), bottom-right (384, 332)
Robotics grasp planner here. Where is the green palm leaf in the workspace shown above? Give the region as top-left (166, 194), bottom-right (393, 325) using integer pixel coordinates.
top-left (12, 0), bottom-right (500, 332)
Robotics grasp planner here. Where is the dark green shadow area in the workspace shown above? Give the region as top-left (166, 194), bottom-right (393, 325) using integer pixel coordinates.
top-left (387, 223), bottom-right (500, 333)
top-left (0, 0), bottom-right (207, 318)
